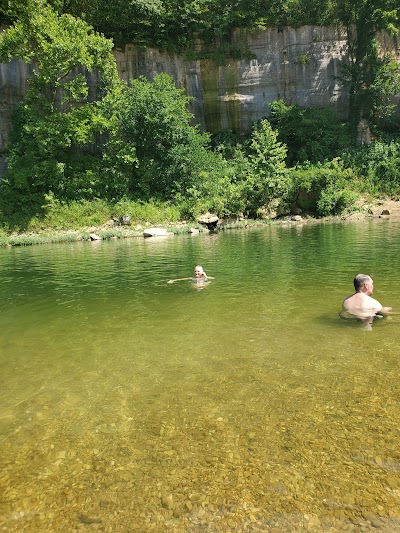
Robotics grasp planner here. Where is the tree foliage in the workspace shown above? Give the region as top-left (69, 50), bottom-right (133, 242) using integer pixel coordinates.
top-left (55, 0), bottom-right (341, 50)
top-left (0, 0), bottom-right (121, 212)
top-left (335, 0), bottom-right (400, 134)
top-left (104, 73), bottom-right (215, 199)
top-left (269, 100), bottom-right (353, 165)
top-left (62, 0), bottom-right (164, 47)
top-left (0, 0), bottom-right (118, 102)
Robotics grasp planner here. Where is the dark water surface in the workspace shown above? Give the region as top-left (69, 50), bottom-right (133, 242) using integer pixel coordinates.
top-left (1, 219), bottom-right (400, 532)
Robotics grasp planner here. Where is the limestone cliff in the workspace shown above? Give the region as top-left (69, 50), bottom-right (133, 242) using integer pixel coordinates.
top-left (0, 25), bottom-right (399, 176)
top-left (114, 26), bottom-right (351, 133)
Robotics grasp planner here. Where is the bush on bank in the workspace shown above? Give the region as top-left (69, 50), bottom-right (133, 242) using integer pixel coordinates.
top-left (287, 159), bottom-right (360, 216)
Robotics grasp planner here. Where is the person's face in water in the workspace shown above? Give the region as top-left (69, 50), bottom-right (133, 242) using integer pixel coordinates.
top-left (194, 268), bottom-right (203, 278)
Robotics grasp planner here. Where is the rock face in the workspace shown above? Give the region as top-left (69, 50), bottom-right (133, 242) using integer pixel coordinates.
top-left (113, 26), bottom-right (399, 134)
top-left (114, 26), bottom-right (350, 135)
top-left (1, 26), bottom-right (399, 177)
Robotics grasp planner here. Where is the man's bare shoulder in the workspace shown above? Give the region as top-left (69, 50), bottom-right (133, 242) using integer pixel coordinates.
top-left (343, 292), bottom-right (382, 317)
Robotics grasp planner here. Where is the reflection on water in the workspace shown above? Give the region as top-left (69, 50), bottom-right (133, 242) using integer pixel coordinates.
top-left (1, 219), bottom-right (400, 532)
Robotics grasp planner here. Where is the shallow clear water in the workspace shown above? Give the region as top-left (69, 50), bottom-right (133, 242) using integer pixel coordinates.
top-left (1, 219), bottom-right (400, 532)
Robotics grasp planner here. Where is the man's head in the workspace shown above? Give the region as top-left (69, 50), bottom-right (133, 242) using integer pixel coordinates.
top-left (354, 273), bottom-right (373, 295)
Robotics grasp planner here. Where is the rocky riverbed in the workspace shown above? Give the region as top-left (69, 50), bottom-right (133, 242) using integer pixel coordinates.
top-left (1, 352), bottom-right (400, 533)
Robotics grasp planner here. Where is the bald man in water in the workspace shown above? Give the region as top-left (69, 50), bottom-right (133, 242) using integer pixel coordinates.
top-left (340, 274), bottom-right (398, 327)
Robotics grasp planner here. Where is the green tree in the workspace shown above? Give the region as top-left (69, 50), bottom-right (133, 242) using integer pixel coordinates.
top-left (239, 119), bottom-right (289, 216)
top-left (107, 73), bottom-right (215, 199)
top-left (336, 0), bottom-right (400, 136)
top-left (0, 0), bottom-right (121, 211)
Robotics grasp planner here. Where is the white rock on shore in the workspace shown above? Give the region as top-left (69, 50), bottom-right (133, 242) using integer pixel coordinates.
top-left (143, 228), bottom-right (173, 237)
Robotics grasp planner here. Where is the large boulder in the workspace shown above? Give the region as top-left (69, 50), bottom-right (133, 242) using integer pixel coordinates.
top-left (198, 212), bottom-right (219, 224)
top-left (198, 212), bottom-right (219, 230)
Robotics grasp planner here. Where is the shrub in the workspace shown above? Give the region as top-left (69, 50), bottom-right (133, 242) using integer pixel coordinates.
top-left (238, 119), bottom-right (290, 217)
top-left (112, 198), bottom-right (181, 224)
top-left (269, 100), bottom-right (353, 165)
top-left (288, 159), bottom-right (359, 216)
top-left (342, 141), bottom-right (400, 195)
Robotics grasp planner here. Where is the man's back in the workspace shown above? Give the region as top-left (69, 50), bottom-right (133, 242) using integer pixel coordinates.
top-left (342, 292), bottom-right (382, 318)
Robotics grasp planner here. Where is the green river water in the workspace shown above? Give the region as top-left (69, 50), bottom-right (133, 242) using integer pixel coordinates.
top-left (0, 219), bottom-right (400, 532)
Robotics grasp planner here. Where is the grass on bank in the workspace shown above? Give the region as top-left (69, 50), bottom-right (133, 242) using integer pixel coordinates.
top-left (0, 194), bottom-right (281, 247)
top-left (0, 197), bottom-right (202, 246)
top-left (33, 195), bottom-right (183, 231)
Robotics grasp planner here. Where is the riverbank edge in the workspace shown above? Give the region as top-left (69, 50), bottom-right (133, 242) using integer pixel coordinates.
top-left (2, 198), bottom-right (400, 247)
